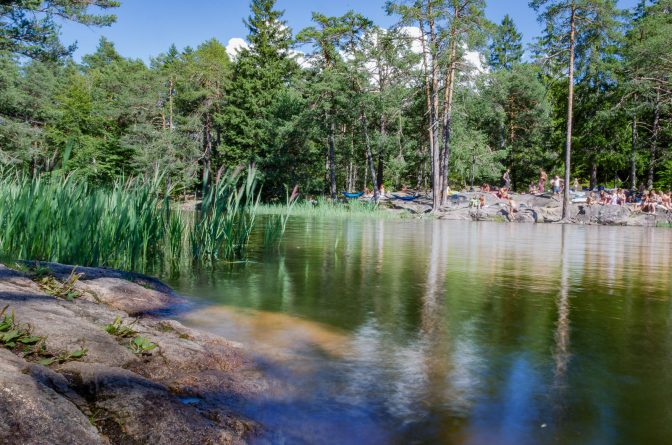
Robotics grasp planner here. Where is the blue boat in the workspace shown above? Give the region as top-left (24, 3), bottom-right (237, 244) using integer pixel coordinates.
top-left (392, 194), bottom-right (420, 202)
top-left (342, 192), bottom-right (364, 199)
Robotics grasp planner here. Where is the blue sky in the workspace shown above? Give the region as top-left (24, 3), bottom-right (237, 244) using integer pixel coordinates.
top-left (60, 0), bottom-right (639, 62)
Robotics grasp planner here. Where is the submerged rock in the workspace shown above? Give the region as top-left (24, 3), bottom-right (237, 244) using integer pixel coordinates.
top-left (0, 263), bottom-right (263, 444)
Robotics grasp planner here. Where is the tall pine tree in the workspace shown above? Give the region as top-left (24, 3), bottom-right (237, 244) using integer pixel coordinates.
top-left (221, 0), bottom-right (298, 171)
top-left (489, 15), bottom-right (524, 70)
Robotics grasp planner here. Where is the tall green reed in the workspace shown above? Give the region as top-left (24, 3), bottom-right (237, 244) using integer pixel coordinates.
top-left (190, 166), bottom-right (261, 261)
top-left (263, 185), bottom-right (300, 248)
top-left (0, 168), bottom-right (263, 273)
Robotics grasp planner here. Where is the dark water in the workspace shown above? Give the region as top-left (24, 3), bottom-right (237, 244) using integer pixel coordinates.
top-left (165, 219), bottom-right (672, 445)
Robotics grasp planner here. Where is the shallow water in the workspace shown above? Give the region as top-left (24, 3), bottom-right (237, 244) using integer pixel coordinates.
top-left (166, 219), bottom-right (672, 444)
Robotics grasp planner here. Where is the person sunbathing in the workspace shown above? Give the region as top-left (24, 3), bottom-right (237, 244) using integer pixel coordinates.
top-left (661, 192), bottom-right (672, 210)
top-left (497, 187), bottom-right (510, 200)
top-left (617, 189), bottom-right (627, 206)
top-left (610, 191), bottom-right (619, 206)
top-left (640, 194), bottom-right (656, 214)
top-left (599, 190), bottom-right (609, 205)
top-left (586, 192), bottom-right (596, 206)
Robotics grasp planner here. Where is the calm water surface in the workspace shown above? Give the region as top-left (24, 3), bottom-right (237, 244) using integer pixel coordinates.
top-left (165, 219), bottom-right (672, 445)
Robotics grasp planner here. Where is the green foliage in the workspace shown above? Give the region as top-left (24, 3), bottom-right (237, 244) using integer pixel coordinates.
top-left (263, 185), bottom-right (300, 248)
top-left (257, 197), bottom-right (409, 220)
top-left (129, 336), bottom-right (157, 355)
top-left (0, 169), bottom-right (261, 272)
top-left (35, 269), bottom-right (82, 302)
top-left (104, 317), bottom-right (138, 339)
top-left (489, 14), bottom-right (524, 70)
top-left (0, 306), bottom-right (43, 353)
top-left (0, 1), bottom-right (119, 60)
top-left (190, 167), bottom-right (260, 260)
top-left (0, 1), bottom-right (669, 216)
top-left (38, 347), bottom-right (88, 366)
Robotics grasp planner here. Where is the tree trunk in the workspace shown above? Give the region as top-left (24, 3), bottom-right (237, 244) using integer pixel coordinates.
top-left (377, 115), bottom-right (386, 189)
top-left (562, 2), bottom-right (576, 221)
top-left (328, 121), bottom-right (337, 200)
top-left (362, 112), bottom-right (379, 200)
top-left (347, 133), bottom-right (354, 192)
top-left (418, 11), bottom-right (440, 211)
top-left (168, 78), bottom-right (174, 130)
top-left (590, 162), bottom-right (597, 190)
top-left (202, 113), bottom-right (213, 198)
top-left (630, 114), bottom-right (637, 191)
top-left (439, 11), bottom-right (458, 207)
top-left (647, 93), bottom-right (660, 190)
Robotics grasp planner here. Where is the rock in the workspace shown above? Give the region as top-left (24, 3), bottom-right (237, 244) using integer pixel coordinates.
top-left (19, 261), bottom-right (177, 295)
top-left (75, 277), bottom-right (187, 316)
top-left (0, 263), bottom-right (262, 444)
top-left (60, 362), bottom-right (249, 445)
top-left (0, 349), bottom-right (105, 445)
top-left (594, 205), bottom-right (632, 225)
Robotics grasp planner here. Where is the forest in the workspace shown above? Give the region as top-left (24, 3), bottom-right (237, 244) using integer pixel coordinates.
top-left (0, 0), bottom-right (671, 211)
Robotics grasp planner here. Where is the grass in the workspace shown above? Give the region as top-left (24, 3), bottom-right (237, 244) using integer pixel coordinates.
top-left (257, 196), bottom-right (412, 220)
top-left (0, 168), bottom-right (264, 273)
top-left (190, 166), bottom-right (260, 261)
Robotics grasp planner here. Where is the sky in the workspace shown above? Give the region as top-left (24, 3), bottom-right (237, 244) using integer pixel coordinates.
top-left (59, 0), bottom-right (640, 62)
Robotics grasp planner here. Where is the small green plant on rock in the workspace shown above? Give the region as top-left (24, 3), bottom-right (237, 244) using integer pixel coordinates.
top-left (105, 316), bottom-right (138, 338)
top-left (38, 347), bottom-right (88, 366)
top-left (129, 336), bottom-right (157, 355)
top-left (35, 269), bottom-right (83, 302)
top-left (0, 305), bottom-right (44, 356)
top-left (0, 305), bottom-right (87, 365)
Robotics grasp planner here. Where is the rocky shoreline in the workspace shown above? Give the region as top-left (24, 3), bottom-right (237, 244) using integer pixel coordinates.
top-left (0, 262), bottom-right (267, 445)
top-left (387, 192), bottom-right (672, 226)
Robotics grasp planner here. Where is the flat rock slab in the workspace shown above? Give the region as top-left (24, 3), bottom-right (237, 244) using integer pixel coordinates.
top-left (0, 264), bottom-right (262, 444)
top-left (0, 349), bottom-right (104, 445)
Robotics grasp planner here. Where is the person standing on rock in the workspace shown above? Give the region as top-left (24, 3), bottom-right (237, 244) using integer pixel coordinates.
top-left (552, 175), bottom-right (561, 195)
top-left (503, 169), bottom-right (511, 191)
top-left (538, 169), bottom-right (548, 194)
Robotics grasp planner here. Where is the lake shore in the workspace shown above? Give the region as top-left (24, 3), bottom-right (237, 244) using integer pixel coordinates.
top-left (385, 192), bottom-right (672, 226)
top-left (0, 262), bottom-right (267, 445)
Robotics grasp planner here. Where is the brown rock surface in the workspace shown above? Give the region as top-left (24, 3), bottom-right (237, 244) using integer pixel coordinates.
top-left (0, 263), bottom-right (263, 444)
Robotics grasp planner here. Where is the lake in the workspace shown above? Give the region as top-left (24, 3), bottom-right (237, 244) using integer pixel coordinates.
top-left (165, 219), bottom-right (672, 444)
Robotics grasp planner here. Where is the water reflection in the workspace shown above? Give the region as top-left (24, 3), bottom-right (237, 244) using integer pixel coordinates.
top-left (167, 220), bottom-right (672, 444)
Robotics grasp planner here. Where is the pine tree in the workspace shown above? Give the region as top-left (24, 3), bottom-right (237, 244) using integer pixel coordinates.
top-left (221, 0), bottom-right (298, 172)
top-left (0, 1), bottom-right (119, 60)
top-left (531, 0), bottom-right (624, 219)
top-left (489, 15), bottom-right (524, 70)
top-left (623, 0), bottom-right (672, 189)
top-left (387, 0), bottom-right (488, 210)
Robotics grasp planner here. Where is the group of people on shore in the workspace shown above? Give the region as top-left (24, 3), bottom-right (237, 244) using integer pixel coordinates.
top-left (468, 168), bottom-right (672, 217)
top-left (585, 188), bottom-right (672, 214)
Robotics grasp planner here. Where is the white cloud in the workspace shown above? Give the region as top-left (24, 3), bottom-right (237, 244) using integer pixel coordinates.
top-left (225, 37), bottom-right (248, 59)
top-left (399, 26), bottom-right (424, 55)
top-left (464, 49), bottom-right (486, 75)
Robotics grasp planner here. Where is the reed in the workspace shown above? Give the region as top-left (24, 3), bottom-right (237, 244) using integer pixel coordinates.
top-left (190, 167), bottom-right (260, 260)
top-left (263, 185), bottom-right (300, 248)
top-left (0, 168), bottom-right (262, 272)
